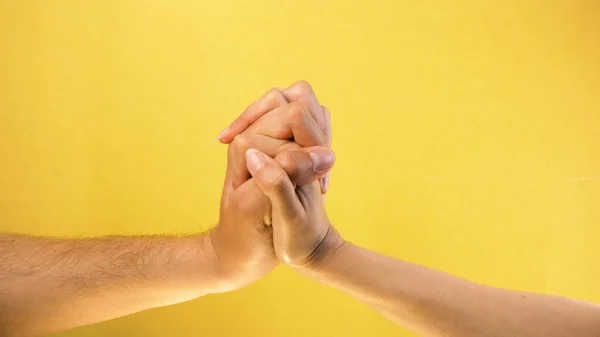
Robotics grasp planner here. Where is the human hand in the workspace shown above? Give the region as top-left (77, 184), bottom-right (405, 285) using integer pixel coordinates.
top-left (244, 148), bottom-right (344, 270)
top-left (209, 83), bottom-right (334, 290)
top-left (217, 81), bottom-right (332, 194)
top-left (210, 146), bottom-right (335, 290)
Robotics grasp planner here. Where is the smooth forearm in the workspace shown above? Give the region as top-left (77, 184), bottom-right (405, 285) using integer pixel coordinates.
top-left (301, 241), bottom-right (600, 337)
top-left (0, 233), bottom-right (223, 336)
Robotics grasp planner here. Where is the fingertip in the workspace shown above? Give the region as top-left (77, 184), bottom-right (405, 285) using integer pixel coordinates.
top-left (218, 127), bottom-right (238, 143)
top-left (245, 148), bottom-right (268, 175)
top-left (308, 147), bottom-right (336, 173)
top-left (219, 123), bottom-right (247, 143)
top-left (322, 105), bottom-right (332, 147)
top-left (319, 173), bottom-right (330, 194)
top-left (219, 116), bottom-right (248, 143)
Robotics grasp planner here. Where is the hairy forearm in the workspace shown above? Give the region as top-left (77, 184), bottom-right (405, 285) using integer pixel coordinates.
top-left (302, 241), bottom-right (600, 337)
top-left (0, 232), bottom-right (223, 336)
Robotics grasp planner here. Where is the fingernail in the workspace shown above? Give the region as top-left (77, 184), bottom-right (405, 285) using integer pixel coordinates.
top-left (246, 148), bottom-right (267, 174)
top-left (217, 127), bottom-right (230, 141)
top-left (308, 149), bottom-right (335, 172)
top-left (323, 173), bottom-right (330, 193)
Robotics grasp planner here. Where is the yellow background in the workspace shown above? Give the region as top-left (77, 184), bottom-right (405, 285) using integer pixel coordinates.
top-left (1, 1), bottom-right (599, 336)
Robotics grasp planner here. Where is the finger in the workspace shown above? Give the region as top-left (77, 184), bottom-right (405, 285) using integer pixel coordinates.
top-left (281, 81), bottom-right (325, 132)
top-left (246, 149), bottom-right (305, 223)
top-left (223, 139), bottom-right (334, 208)
top-left (247, 101), bottom-right (326, 147)
top-left (319, 105), bottom-right (332, 194)
top-left (226, 134), bottom-right (299, 191)
top-left (321, 173), bottom-right (330, 196)
top-left (235, 146), bottom-right (333, 227)
top-left (275, 147), bottom-right (335, 187)
top-left (322, 105), bottom-right (332, 147)
top-left (218, 88), bottom-right (288, 143)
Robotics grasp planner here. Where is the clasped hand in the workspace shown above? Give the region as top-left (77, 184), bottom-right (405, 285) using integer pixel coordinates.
top-left (208, 81), bottom-right (344, 291)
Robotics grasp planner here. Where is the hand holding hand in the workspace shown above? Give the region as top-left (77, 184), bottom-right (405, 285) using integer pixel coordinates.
top-left (209, 81), bottom-right (334, 290)
top-left (209, 146), bottom-right (335, 290)
top-left (245, 148), bottom-right (344, 270)
top-left (218, 81), bottom-right (332, 194)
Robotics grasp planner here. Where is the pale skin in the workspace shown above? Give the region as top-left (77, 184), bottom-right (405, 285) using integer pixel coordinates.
top-left (0, 81), bottom-right (333, 337)
top-left (245, 144), bottom-right (600, 337)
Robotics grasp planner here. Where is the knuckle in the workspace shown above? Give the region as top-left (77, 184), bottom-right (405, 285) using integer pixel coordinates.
top-left (291, 80), bottom-right (314, 98)
top-left (277, 141), bottom-right (300, 153)
top-left (231, 134), bottom-right (253, 153)
top-left (288, 101), bottom-right (310, 121)
top-left (266, 88), bottom-right (286, 104)
top-left (275, 152), bottom-right (299, 177)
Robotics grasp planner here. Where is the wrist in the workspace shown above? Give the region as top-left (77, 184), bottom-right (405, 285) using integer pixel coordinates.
top-left (193, 232), bottom-right (239, 294)
top-left (289, 225), bottom-right (347, 273)
top-left (203, 229), bottom-right (272, 293)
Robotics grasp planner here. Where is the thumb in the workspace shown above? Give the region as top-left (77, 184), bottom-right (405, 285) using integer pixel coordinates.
top-left (246, 148), bottom-right (305, 224)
